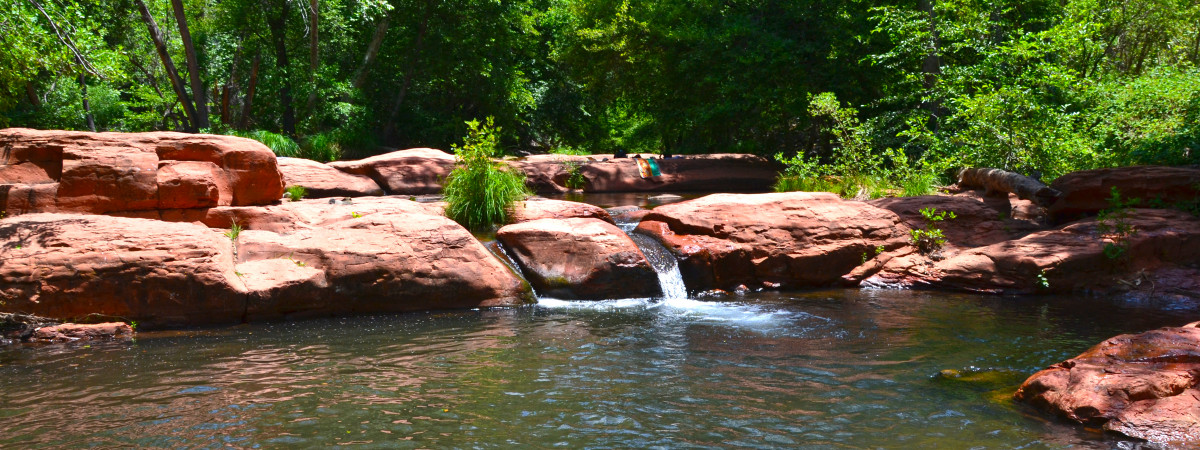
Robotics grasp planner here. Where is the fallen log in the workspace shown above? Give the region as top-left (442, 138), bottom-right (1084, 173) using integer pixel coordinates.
top-left (958, 168), bottom-right (1061, 207)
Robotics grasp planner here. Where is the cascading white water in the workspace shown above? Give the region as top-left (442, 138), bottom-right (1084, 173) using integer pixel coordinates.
top-left (626, 229), bottom-right (688, 300)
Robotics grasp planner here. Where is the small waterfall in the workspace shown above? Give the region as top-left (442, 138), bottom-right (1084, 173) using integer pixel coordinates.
top-left (626, 229), bottom-right (689, 300)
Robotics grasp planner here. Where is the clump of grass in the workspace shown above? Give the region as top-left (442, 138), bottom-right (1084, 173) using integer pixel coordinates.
top-left (231, 130), bottom-right (301, 157)
top-left (284, 185), bottom-right (308, 202)
top-left (224, 221), bottom-right (243, 241)
top-left (549, 145), bottom-right (589, 156)
top-left (443, 117), bottom-right (531, 230)
top-left (302, 132), bottom-right (344, 162)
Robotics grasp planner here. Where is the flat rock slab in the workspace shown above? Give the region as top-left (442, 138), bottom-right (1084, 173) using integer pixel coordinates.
top-left (636, 192), bottom-right (909, 291)
top-left (509, 199), bottom-right (613, 224)
top-left (277, 157), bottom-right (384, 198)
top-left (0, 128), bottom-right (284, 215)
top-left (497, 218), bottom-right (661, 300)
top-left (1015, 321), bottom-right (1200, 445)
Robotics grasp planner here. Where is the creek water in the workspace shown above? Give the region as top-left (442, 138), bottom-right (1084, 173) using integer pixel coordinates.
top-left (1, 197), bottom-right (1192, 447)
top-left (1, 291), bottom-right (1189, 447)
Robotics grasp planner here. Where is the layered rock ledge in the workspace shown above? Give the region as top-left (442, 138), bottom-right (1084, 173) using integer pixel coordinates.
top-left (1015, 322), bottom-right (1200, 445)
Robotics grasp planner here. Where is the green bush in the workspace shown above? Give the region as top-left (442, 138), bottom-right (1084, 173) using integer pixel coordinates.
top-left (232, 130), bottom-right (302, 158)
top-left (443, 117), bottom-right (531, 230)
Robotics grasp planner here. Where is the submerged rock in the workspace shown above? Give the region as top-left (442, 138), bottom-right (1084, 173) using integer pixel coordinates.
top-left (0, 128), bottom-right (284, 215)
top-left (277, 157), bottom-right (384, 198)
top-left (1015, 322), bottom-right (1200, 445)
top-left (636, 192), bottom-right (909, 291)
top-left (497, 218), bottom-right (661, 299)
top-left (31, 322), bottom-right (133, 343)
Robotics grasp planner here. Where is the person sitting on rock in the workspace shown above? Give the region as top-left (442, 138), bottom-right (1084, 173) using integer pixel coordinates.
top-left (614, 148), bottom-right (628, 159)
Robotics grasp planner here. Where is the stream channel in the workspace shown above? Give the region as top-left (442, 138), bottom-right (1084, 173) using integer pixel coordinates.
top-left (0, 193), bottom-right (1190, 448)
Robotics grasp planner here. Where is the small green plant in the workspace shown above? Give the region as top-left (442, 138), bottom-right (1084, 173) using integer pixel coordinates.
top-left (875, 245), bottom-right (885, 255)
top-left (911, 207), bottom-right (956, 254)
top-left (563, 161), bottom-right (587, 190)
top-left (224, 221), bottom-right (243, 241)
top-left (128, 320), bottom-right (138, 331)
top-left (443, 117), bottom-right (531, 230)
top-left (1036, 270), bottom-right (1050, 289)
top-left (284, 185), bottom-right (308, 202)
top-left (351, 211), bottom-right (363, 219)
top-left (1097, 187), bottom-right (1139, 260)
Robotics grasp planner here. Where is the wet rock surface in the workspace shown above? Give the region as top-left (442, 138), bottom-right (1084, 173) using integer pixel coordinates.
top-left (509, 198), bottom-right (614, 224)
top-left (497, 218), bottom-right (661, 300)
top-left (1014, 321), bottom-right (1200, 445)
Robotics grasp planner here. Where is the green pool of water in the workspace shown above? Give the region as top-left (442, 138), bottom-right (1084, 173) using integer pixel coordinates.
top-left (1, 290), bottom-right (1190, 448)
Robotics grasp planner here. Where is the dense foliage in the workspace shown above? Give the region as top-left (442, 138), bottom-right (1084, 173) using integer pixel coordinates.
top-left (2, 0), bottom-right (1197, 181)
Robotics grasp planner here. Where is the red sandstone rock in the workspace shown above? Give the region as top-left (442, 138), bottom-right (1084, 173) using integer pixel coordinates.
top-left (867, 195), bottom-right (1024, 250)
top-left (236, 210), bottom-right (531, 317)
top-left (864, 208), bottom-right (1200, 295)
top-left (1049, 166), bottom-right (1200, 223)
top-left (277, 157), bottom-right (383, 198)
top-left (1014, 321), bottom-right (1200, 445)
top-left (497, 218), bottom-right (661, 299)
top-left (509, 199), bottom-right (613, 224)
top-left (327, 148), bottom-right (455, 195)
top-left (635, 192), bottom-right (909, 291)
top-left (577, 154), bottom-right (779, 192)
top-left (0, 128), bottom-right (284, 215)
top-left (0, 213), bottom-right (247, 327)
top-left (0, 206), bottom-right (530, 327)
top-left (31, 322), bottom-right (133, 342)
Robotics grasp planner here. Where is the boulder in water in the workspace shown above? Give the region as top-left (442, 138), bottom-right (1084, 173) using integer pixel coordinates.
top-left (497, 218), bottom-right (661, 299)
top-left (636, 192), bottom-right (909, 291)
top-left (1015, 321), bottom-right (1200, 445)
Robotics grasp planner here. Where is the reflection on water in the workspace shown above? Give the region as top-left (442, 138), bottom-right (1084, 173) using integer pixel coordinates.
top-left (0, 290), bottom-right (1190, 448)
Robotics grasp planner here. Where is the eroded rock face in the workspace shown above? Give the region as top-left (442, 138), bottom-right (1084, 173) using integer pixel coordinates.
top-left (1049, 166), bottom-right (1200, 223)
top-left (863, 209), bottom-right (1200, 296)
top-left (0, 128), bottom-right (284, 215)
top-left (497, 218), bottom-right (661, 299)
top-left (327, 148), bottom-right (455, 195)
top-left (509, 199), bottom-right (613, 224)
top-left (1015, 322), bottom-right (1200, 445)
top-left (277, 157), bottom-right (384, 198)
top-left (0, 214), bottom-right (247, 328)
top-left (635, 192), bottom-right (909, 292)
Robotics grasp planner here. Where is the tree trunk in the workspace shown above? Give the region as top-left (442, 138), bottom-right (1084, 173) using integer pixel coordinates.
top-left (306, 0), bottom-right (319, 113)
top-left (351, 14), bottom-right (390, 91)
top-left (918, 0), bottom-right (942, 116)
top-left (135, 0), bottom-right (198, 132)
top-left (171, 0), bottom-right (209, 129)
top-left (25, 82), bottom-right (40, 107)
top-left (383, 9), bottom-right (430, 141)
top-left (958, 167), bottom-right (1061, 207)
top-left (79, 74), bottom-right (95, 132)
top-left (221, 45), bottom-right (241, 125)
top-left (239, 54), bottom-right (261, 130)
top-left (267, 0), bottom-right (296, 135)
